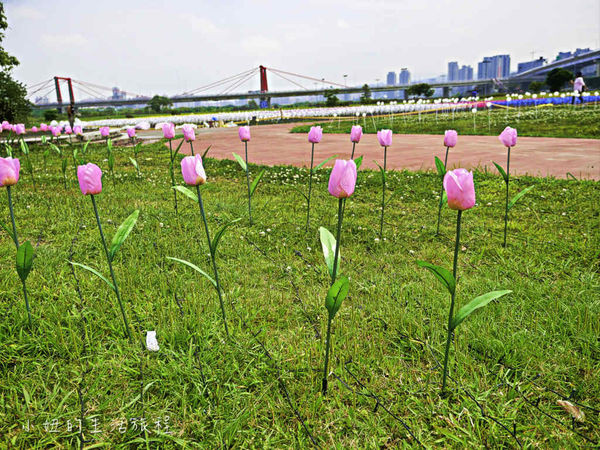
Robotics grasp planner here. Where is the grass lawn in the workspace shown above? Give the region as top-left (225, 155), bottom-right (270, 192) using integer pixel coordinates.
top-left (1, 140), bottom-right (599, 447)
top-left (291, 104), bottom-right (600, 139)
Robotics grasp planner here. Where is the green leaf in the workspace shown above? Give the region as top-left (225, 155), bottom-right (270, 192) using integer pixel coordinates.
top-left (173, 185), bottom-right (198, 202)
top-left (416, 260), bottom-right (455, 296)
top-left (232, 152), bottom-right (247, 171)
top-left (41, 135), bottom-right (47, 144)
top-left (108, 152), bottom-right (114, 171)
top-left (166, 257), bottom-right (217, 289)
top-left (69, 261), bottom-right (115, 292)
top-left (442, 190), bottom-right (447, 205)
top-left (493, 161), bottom-right (508, 182)
top-left (50, 143), bottom-right (62, 156)
top-left (325, 276), bottom-right (349, 319)
top-left (109, 210), bottom-right (139, 261)
top-left (291, 185), bottom-right (308, 202)
top-left (566, 172), bottom-right (578, 181)
top-left (508, 185), bottom-right (534, 211)
top-left (374, 160), bottom-right (386, 183)
top-left (202, 145), bottom-right (211, 159)
top-left (385, 190), bottom-right (400, 207)
top-left (315, 155), bottom-right (337, 171)
top-left (0, 219), bottom-right (15, 242)
top-left (129, 157), bottom-right (139, 171)
top-left (61, 158), bottom-right (68, 174)
top-left (319, 226), bottom-right (339, 279)
top-left (82, 141), bottom-right (90, 154)
top-left (450, 290), bottom-right (512, 330)
top-left (354, 155), bottom-right (364, 170)
top-left (172, 139), bottom-right (184, 160)
top-left (249, 169), bottom-right (265, 197)
top-left (16, 241), bottom-right (34, 282)
top-left (106, 138), bottom-right (112, 152)
top-left (20, 140), bottom-right (29, 155)
top-left (435, 156), bottom-right (446, 179)
top-left (211, 218), bottom-right (241, 255)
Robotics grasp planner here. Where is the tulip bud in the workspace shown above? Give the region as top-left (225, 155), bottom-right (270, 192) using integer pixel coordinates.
top-left (162, 122), bottom-right (175, 139)
top-left (73, 125), bottom-right (82, 135)
top-left (181, 155), bottom-right (206, 186)
top-left (51, 126), bottom-right (60, 137)
top-left (498, 126), bottom-right (517, 147)
top-left (443, 169), bottom-right (475, 211)
top-left (444, 130), bottom-right (458, 148)
top-left (15, 124), bottom-right (25, 135)
top-left (238, 125), bottom-right (250, 142)
top-left (100, 126), bottom-right (110, 137)
top-left (31, 126), bottom-right (38, 133)
top-left (1, 121), bottom-right (10, 131)
top-left (40, 123), bottom-right (48, 132)
top-left (127, 127), bottom-right (136, 138)
top-left (64, 125), bottom-right (73, 135)
top-left (0, 157), bottom-right (20, 187)
top-left (350, 125), bottom-right (363, 143)
top-left (328, 159), bottom-right (357, 198)
top-left (77, 163), bottom-right (103, 195)
top-left (377, 129), bottom-right (392, 147)
top-left (308, 126), bottom-right (322, 143)
top-left (182, 124), bottom-right (195, 142)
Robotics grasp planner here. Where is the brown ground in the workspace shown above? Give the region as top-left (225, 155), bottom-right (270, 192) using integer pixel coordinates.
top-left (161, 123), bottom-right (600, 180)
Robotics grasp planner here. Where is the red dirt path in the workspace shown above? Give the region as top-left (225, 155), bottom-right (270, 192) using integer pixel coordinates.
top-left (168, 123), bottom-right (600, 180)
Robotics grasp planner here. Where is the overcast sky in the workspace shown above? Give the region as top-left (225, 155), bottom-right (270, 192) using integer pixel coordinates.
top-left (5, 0), bottom-right (600, 99)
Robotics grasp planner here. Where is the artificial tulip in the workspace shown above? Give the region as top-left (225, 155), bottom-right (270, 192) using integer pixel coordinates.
top-left (181, 155), bottom-right (206, 186)
top-left (162, 123), bottom-right (175, 139)
top-left (77, 163), bottom-right (103, 195)
top-left (127, 127), bottom-right (136, 138)
top-left (238, 126), bottom-right (250, 142)
top-left (0, 157), bottom-right (20, 186)
top-left (443, 130), bottom-right (458, 148)
top-left (100, 126), bottom-right (110, 138)
top-left (444, 169), bottom-right (475, 211)
top-left (308, 126), bottom-right (322, 144)
top-left (328, 159), bottom-right (357, 198)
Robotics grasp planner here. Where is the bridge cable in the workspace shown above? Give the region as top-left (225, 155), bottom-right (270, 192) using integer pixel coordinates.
top-left (268, 70), bottom-right (309, 91)
top-left (220, 70), bottom-right (258, 95)
top-left (267, 67), bottom-right (346, 88)
top-left (179, 67), bottom-right (258, 96)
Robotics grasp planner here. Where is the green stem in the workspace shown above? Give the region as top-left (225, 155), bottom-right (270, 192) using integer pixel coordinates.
top-left (305, 143), bottom-right (315, 231)
top-left (21, 280), bottom-right (31, 327)
top-left (331, 198), bottom-right (344, 285)
top-left (244, 141), bottom-right (252, 225)
top-left (350, 142), bottom-right (356, 160)
top-left (90, 195), bottom-right (132, 340)
top-left (168, 140), bottom-right (178, 214)
top-left (379, 146), bottom-right (387, 239)
top-left (195, 185), bottom-right (229, 337)
top-left (7, 186), bottom-right (19, 247)
top-left (436, 146), bottom-right (450, 235)
top-left (322, 317), bottom-right (332, 394)
top-left (441, 209), bottom-right (462, 393)
top-left (502, 147), bottom-right (511, 248)
top-left (189, 141), bottom-right (195, 156)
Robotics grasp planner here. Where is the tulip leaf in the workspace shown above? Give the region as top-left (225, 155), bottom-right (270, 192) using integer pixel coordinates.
top-left (435, 156), bottom-right (446, 179)
top-left (106, 138), bottom-right (112, 152)
top-left (108, 152), bottom-right (114, 171)
top-left (61, 158), bottom-right (68, 175)
top-left (166, 256), bottom-right (217, 289)
top-left (291, 185), bottom-right (308, 202)
top-left (129, 157), bottom-right (139, 171)
top-left (202, 145), bottom-right (211, 159)
top-left (173, 185), bottom-right (198, 203)
top-left (50, 143), bottom-right (61, 156)
top-left (315, 155), bottom-right (337, 171)
top-left (250, 169), bottom-right (265, 197)
top-left (41, 135), bottom-right (47, 144)
top-left (16, 241), bottom-right (34, 282)
top-left (493, 161), bottom-right (508, 182)
top-left (82, 141), bottom-right (90, 154)
top-left (416, 260), bottom-right (455, 296)
top-left (566, 172), bottom-right (578, 181)
top-left (442, 190), bottom-right (448, 205)
top-left (232, 152), bottom-right (247, 171)
top-left (450, 290), bottom-right (512, 331)
top-left (325, 276), bottom-right (349, 320)
top-left (0, 219), bottom-right (15, 242)
top-left (173, 139), bottom-right (184, 160)
top-left (319, 226), bottom-right (340, 279)
top-left (20, 139), bottom-right (29, 155)
top-left (374, 161), bottom-right (386, 182)
top-left (508, 185), bottom-right (535, 211)
top-left (354, 155), bottom-right (364, 170)
top-left (385, 190), bottom-right (400, 207)
top-left (4, 143), bottom-right (12, 157)
top-left (69, 261), bottom-right (115, 293)
top-left (109, 210), bottom-right (139, 262)
top-left (211, 218), bottom-right (241, 256)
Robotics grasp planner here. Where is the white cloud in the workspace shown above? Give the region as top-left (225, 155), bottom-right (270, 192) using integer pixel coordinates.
top-left (41, 33), bottom-right (89, 48)
top-left (11, 6), bottom-right (43, 20)
top-left (337, 19), bottom-right (349, 29)
top-left (241, 36), bottom-right (282, 56)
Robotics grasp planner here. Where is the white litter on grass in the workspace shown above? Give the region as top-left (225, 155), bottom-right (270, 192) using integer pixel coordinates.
top-left (146, 331), bottom-right (159, 351)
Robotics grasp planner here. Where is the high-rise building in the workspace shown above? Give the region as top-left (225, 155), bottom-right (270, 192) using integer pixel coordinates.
top-left (386, 71), bottom-right (397, 86)
top-left (447, 62), bottom-right (459, 81)
top-left (477, 55), bottom-right (510, 79)
top-left (458, 65), bottom-right (473, 81)
top-left (399, 68), bottom-right (411, 85)
top-left (517, 57), bottom-right (546, 73)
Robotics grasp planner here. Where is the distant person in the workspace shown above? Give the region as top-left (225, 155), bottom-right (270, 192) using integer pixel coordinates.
top-left (67, 104), bottom-right (75, 128)
top-left (571, 71), bottom-right (586, 105)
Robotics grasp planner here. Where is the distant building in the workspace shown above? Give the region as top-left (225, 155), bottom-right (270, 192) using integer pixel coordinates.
top-left (517, 57), bottom-right (546, 73)
top-left (458, 65), bottom-right (473, 81)
top-left (477, 54), bottom-right (510, 79)
top-left (399, 68), bottom-right (411, 85)
top-left (447, 62), bottom-right (459, 81)
top-left (386, 71), bottom-right (397, 86)
top-left (112, 87), bottom-right (126, 100)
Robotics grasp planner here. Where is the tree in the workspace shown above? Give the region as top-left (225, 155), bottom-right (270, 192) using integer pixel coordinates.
top-left (0, 3), bottom-right (29, 122)
top-left (247, 99), bottom-right (258, 109)
top-left (407, 83), bottom-right (434, 98)
top-left (148, 95), bottom-right (172, 113)
top-left (360, 84), bottom-right (372, 103)
top-left (545, 68), bottom-right (573, 92)
top-left (324, 89), bottom-right (340, 106)
top-left (528, 81), bottom-right (544, 93)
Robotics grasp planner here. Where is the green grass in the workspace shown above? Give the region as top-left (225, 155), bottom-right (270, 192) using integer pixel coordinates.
top-left (1, 140), bottom-right (599, 447)
top-left (291, 104), bottom-right (600, 139)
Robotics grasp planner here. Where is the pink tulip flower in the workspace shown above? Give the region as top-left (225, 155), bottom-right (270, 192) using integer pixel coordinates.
top-left (100, 126), bottom-right (110, 138)
top-left (238, 126), bottom-right (250, 142)
top-left (162, 123), bottom-right (175, 139)
top-left (498, 126), bottom-right (517, 147)
top-left (181, 155), bottom-right (206, 186)
top-left (328, 159), bottom-right (357, 198)
top-left (40, 123), bottom-right (48, 132)
top-left (73, 125), bottom-right (83, 135)
top-left (51, 126), bottom-right (60, 137)
top-left (182, 124), bottom-right (195, 142)
top-left (377, 129), bottom-right (393, 147)
top-left (65, 125), bottom-right (73, 135)
top-left (31, 126), bottom-right (38, 133)
top-left (127, 127), bottom-right (136, 138)
top-left (350, 125), bottom-right (363, 143)
top-left (308, 126), bottom-right (322, 143)
top-left (1, 121), bottom-right (10, 131)
top-left (443, 168), bottom-right (475, 211)
top-left (77, 163), bottom-right (103, 195)
top-left (444, 130), bottom-right (458, 148)
top-left (15, 124), bottom-right (25, 135)
top-left (0, 157), bottom-right (20, 187)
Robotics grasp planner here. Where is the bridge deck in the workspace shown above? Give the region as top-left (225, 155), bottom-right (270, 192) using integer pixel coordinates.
top-left (164, 123), bottom-right (600, 180)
